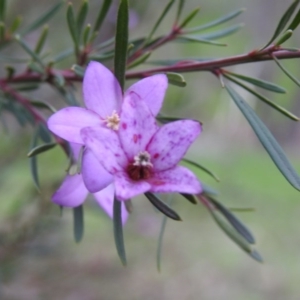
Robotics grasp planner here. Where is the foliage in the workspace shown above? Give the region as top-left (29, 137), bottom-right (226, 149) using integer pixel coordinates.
top-left (1, 0), bottom-right (300, 268)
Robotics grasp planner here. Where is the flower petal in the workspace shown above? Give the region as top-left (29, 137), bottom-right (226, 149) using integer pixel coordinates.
top-left (119, 92), bottom-right (157, 160)
top-left (93, 184), bottom-right (128, 225)
top-left (52, 174), bottom-right (88, 207)
top-left (81, 126), bottom-right (128, 174)
top-left (114, 172), bottom-right (151, 201)
top-left (48, 107), bottom-right (102, 144)
top-left (81, 148), bottom-right (113, 193)
top-left (148, 166), bottom-right (201, 194)
top-left (83, 61), bottom-right (122, 118)
top-left (126, 74), bottom-right (168, 116)
top-left (147, 120), bottom-right (201, 171)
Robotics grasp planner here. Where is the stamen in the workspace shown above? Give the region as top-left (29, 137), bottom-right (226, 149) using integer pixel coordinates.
top-left (104, 110), bottom-right (120, 130)
top-left (127, 151), bottom-right (153, 181)
top-left (133, 151), bottom-right (153, 167)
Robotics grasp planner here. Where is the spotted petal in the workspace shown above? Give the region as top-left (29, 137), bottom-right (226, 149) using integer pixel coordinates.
top-left (148, 166), bottom-right (201, 194)
top-left (118, 92), bottom-right (157, 160)
top-left (126, 74), bottom-right (168, 116)
top-left (81, 126), bottom-right (128, 174)
top-left (48, 107), bottom-right (102, 144)
top-left (147, 120), bottom-right (201, 172)
top-left (81, 148), bottom-right (113, 193)
top-left (114, 172), bottom-right (151, 201)
top-left (52, 174), bottom-right (88, 207)
top-left (93, 184), bottom-right (128, 225)
top-left (83, 61), bottom-right (122, 118)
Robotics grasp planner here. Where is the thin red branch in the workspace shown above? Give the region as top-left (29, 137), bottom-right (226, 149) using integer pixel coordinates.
top-left (0, 47), bottom-right (299, 84)
top-left (126, 47), bottom-right (300, 79)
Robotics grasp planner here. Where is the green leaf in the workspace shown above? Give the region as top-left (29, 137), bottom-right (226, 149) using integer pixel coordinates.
top-left (77, 0), bottom-right (88, 38)
top-left (225, 74), bottom-right (299, 121)
top-left (184, 8), bottom-right (245, 33)
top-left (180, 193), bottom-right (197, 204)
top-left (197, 23), bottom-right (244, 40)
top-left (178, 7), bottom-right (200, 29)
top-left (30, 100), bottom-right (56, 113)
top-left (166, 72), bottom-right (186, 87)
top-left (176, 35), bottom-right (226, 46)
top-left (38, 123), bottom-right (52, 143)
top-left (225, 71), bottom-right (286, 93)
top-left (29, 127), bottom-right (40, 191)
top-left (275, 29), bottom-right (293, 46)
top-left (127, 51), bottom-right (151, 69)
top-left (182, 158), bottom-right (220, 182)
top-left (156, 197), bottom-right (172, 272)
top-left (208, 197), bottom-right (255, 244)
top-left (71, 64), bottom-right (85, 77)
top-left (15, 35), bottom-right (45, 68)
top-left (83, 23), bottom-right (91, 46)
top-left (14, 83), bottom-right (39, 91)
top-left (202, 184), bottom-right (219, 196)
top-left (226, 84), bottom-right (300, 191)
top-left (157, 114), bottom-right (199, 124)
top-left (272, 54), bottom-right (300, 87)
top-left (67, 3), bottom-right (80, 55)
top-left (261, 0), bottom-right (300, 49)
top-left (27, 142), bottom-right (57, 157)
top-left (145, 0), bottom-right (175, 45)
top-left (114, 0), bottom-right (129, 92)
top-left (34, 25), bottom-right (49, 54)
top-left (113, 198), bottom-right (126, 266)
top-left (145, 192), bottom-right (182, 221)
top-left (175, 0), bottom-right (185, 24)
top-left (93, 0), bottom-right (113, 32)
top-left (287, 7), bottom-right (300, 30)
top-left (20, 1), bottom-right (63, 35)
top-left (0, 0), bottom-right (6, 22)
top-left (0, 22), bottom-right (4, 41)
top-left (10, 16), bottom-right (22, 34)
top-left (146, 57), bottom-right (212, 66)
top-left (210, 209), bottom-right (263, 263)
top-left (73, 205), bottom-right (84, 243)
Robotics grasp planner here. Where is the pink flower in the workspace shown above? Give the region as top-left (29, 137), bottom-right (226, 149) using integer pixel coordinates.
top-left (81, 92), bottom-right (202, 201)
top-left (52, 143), bottom-right (128, 224)
top-left (47, 61), bottom-right (168, 194)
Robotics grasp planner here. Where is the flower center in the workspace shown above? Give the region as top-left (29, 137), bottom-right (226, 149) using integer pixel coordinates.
top-left (127, 151), bottom-right (153, 181)
top-left (104, 110), bottom-right (120, 130)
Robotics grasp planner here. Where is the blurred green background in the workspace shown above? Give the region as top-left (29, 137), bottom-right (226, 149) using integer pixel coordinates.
top-left (1, 0), bottom-right (300, 299)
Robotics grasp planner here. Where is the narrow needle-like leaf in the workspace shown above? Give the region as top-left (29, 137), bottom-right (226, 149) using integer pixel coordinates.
top-left (145, 192), bottom-right (182, 221)
top-left (156, 197), bottom-right (173, 272)
top-left (226, 84), bottom-right (300, 191)
top-left (113, 198), bottom-right (127, 266)
top-left (145, 0), bottom-right (175, 45)
top-left (20, 1), bottom-right (63, 35)
top-left (182, 158), bottom-right (220, 181)
top-left (27, 142), bottom-right (57, 157)
top-left (208, 197), bottom-right (255, 244)
top-left (261, 0), bottom-right (300, 49)
top-left (73, 205), bottom-right (84, 243)
top-left (178, 7), bottom-right (200, 29)
top-left (93, 0), bottom-right (113, 32)
top-left (114, 0), bottom-right (128, 92)
top-left (272, 54), bottom-right (300, 87)
top-left (224, 74), bottom-right (299, 121)
top-left (184, 8), bottom-right (245, 33)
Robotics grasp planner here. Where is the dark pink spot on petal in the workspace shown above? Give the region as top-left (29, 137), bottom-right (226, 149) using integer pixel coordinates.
top-left (153, 153), bottom-right (159, 159)
top-left (122, 123), bottom-right (127, 129)
top-left (133, 134), bottom-right (138, 143)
